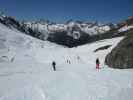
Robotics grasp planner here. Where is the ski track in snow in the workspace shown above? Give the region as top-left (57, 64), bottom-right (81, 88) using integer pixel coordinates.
top-left (0, 23), bottom-right (133, 100)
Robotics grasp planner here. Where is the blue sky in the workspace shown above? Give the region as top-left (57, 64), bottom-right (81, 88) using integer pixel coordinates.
top-left (0, 0), bottom-right (133, 23)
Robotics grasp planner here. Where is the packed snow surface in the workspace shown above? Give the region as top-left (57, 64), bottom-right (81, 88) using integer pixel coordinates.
top-left (0, 23), bottom-right (133, 100)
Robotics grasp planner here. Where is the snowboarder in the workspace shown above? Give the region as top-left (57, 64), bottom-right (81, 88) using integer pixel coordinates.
top-left (52, 61), bottom-right (56, 71)
top-left (96, 58), bottom-right (100, 69)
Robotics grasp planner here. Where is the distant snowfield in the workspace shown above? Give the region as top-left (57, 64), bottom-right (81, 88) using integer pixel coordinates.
top-left (0, 23), bottom-right (133, 100)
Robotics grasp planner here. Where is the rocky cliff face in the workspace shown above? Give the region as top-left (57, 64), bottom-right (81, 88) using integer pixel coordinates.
top-left (105, 29), bottom-right (133, 69)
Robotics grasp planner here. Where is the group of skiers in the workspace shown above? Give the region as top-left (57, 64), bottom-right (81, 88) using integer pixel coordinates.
top-left (52, 58), bottom-right (100, 71)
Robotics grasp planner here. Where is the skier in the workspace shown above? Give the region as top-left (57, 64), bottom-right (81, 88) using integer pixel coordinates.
top-left (52, 61), bottom-right (56, 71)
top-left (96, 58), bottom-right (100, 69)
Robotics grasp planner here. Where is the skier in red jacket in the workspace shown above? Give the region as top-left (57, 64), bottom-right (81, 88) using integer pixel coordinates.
top-left (96, 58), bottom-right (100, 69)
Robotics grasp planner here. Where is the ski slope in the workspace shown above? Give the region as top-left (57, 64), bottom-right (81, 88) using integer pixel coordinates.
top-left (0, 23), bottom-right (133, 100)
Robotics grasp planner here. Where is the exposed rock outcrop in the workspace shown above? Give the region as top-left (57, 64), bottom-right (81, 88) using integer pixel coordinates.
top-left (105, 29), bottom-right (133, 69)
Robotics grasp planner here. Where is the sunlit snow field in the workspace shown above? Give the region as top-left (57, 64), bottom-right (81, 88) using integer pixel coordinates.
top-left (0, 23), bottom-right (133, 100)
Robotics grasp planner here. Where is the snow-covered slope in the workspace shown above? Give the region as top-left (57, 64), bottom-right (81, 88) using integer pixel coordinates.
top-left (0, 23), bottom-right (133, 100)
top-left (0, 23), bottom-right (61, 63)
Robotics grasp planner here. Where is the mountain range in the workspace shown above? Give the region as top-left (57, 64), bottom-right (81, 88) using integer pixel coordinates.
top-left (0, 12), bottom-right (133, 47)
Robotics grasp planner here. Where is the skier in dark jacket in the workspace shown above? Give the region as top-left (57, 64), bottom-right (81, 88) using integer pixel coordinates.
top-left (52, 61), bottom-right (56, 71)
top-left (96, 58), bottom-right (100, 69)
